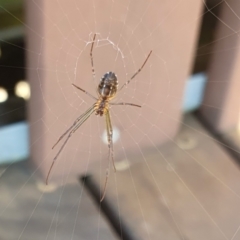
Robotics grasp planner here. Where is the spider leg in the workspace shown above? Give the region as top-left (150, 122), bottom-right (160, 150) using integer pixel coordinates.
top-left (110, 102), bottom-right (141, 108)
top-left (119, 50), bottom-right (152, 91)
top-left (90, 33), bottom-right (96, 80)
top-left (100, 152), bottom-right (111, 202)
top-left (46, 105), bottom-right (96, 184)
top-left (72, 84), bottom-right (97, 101)
top-left (100, 110), bottom-right (118, 201)
top-left (105, 110), bottom-right (116, 172)
top-left (52, 105), bottom-right (95, 149)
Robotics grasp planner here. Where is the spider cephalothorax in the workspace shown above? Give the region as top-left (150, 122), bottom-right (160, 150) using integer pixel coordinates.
top-left (95, 98), bottom-right (109, 116)
top-left (47, 34), bottom-right (152, 201)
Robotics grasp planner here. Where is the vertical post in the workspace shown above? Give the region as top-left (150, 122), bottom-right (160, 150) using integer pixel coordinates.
top-left (25, 0), bottom-right (203, 181)
top-left (200, 0), bottom-right (240, 133)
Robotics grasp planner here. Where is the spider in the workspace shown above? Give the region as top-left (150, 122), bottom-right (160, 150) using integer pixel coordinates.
top-left (46, 34), bottom-right (152, 201)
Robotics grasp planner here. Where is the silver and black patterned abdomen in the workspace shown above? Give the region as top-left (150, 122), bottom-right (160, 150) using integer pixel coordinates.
top-left (98, 72), bottom-right (118, 99)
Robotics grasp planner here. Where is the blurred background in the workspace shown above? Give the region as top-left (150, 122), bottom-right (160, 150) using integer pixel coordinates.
top-left (1, 0), bottom-right (240, 239)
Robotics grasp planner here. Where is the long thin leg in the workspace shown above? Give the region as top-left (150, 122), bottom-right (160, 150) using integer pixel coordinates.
top-left (105, 110), bottom-right (116, 172)
top-left (72, 84), bottom-right (97, 101)
top-left (119, 50), bottom-right (152, 91)
top-left (90, 34), bottom-right (96, 80)
top-left (46, 105), bottom-right (96, 184)
top-left (110, 102), bottom-right (141, 108)
top-left (100, 149), bottom-right (111, 202)
top-left (52, 105), bottom-right (96, 149)
top-left (100, 110), bottom-right (116, 202)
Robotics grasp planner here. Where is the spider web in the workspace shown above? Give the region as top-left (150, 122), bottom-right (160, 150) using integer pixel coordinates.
top-left (1, 0), bottom-right (240, 240)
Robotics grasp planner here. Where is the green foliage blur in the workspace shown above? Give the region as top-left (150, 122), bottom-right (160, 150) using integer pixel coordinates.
top-left (0, 0), bottom-right (23, 30)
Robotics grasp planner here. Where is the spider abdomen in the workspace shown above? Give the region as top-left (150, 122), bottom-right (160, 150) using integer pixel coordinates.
top-left (98, 72), bottom-right (118, 99)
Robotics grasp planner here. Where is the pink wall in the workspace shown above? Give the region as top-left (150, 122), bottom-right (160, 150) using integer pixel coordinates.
top-left (25, 0), bottom-right (203, 182)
